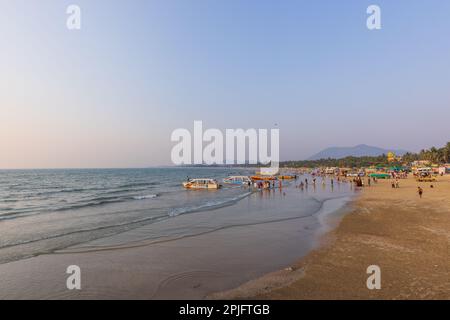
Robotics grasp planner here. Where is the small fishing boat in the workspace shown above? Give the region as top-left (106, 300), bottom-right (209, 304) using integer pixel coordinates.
top-left (278, 175), bottom-right (296, 180)
top-left (251, 175), bottom-right (277, 181)
top-left (182, 178), bottom-right (221, 189)
top-left (223, 176), bottom-right (252, 185)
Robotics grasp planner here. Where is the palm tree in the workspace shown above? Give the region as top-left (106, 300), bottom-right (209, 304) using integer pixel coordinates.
top-left (444, 142), bottom-right (450, 164)
top-left (437, 148), bottom-right (445, 164)
top-left (419, 149), bottom-right (426, 161)
top-left (429, 147), bottom-right (438, 163)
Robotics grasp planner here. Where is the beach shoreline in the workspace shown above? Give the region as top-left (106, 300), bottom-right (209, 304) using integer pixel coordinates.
top-left (0, 178), bottom-right (354, 299)
top-left (1, 174), bottom-right (448, 300)
top-left (209, 175), bottom-right (450, 300)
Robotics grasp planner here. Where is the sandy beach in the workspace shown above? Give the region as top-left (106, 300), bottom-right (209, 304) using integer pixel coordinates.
top-left (210, 175), bottom-right (450, 299)
top-left (1, 173), bottom-right (448, 300)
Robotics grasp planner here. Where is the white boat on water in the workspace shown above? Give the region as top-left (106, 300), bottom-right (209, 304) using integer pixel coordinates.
top-left (182, 178), bottom-right (221, 189)
top-left (223, 175), bottom-right (252, 185)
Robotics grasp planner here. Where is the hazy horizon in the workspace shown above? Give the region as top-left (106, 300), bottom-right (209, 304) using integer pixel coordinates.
top-left (2, 1), bottom-right (450, 169)
top-left (0, 141), bottom-right (434, 170)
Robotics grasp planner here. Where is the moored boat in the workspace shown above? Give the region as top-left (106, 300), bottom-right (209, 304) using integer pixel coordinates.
top-left (182, 178), bottom-right (221, 189)
top-left (278, 175), bottom-right (296, 180)
top-left (251, 175), bottom-right (277, 181)
top-left (223, 176), bottom-right (252, 185)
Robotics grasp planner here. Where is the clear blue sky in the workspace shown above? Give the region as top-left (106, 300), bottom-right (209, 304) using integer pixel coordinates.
top-left (1, 0), bottom-right (449, 168)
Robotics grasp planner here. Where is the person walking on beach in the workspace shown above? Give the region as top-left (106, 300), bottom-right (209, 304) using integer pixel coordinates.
top-left (418, 187), bottom-right (423, 198)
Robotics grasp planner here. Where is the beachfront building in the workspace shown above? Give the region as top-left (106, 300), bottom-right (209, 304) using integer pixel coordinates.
top-left (411, 160), bottom-right (431, 167)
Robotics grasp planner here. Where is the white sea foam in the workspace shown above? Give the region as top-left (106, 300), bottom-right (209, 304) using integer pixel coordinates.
top-left (168, 191), bottom-right (252, 217)
top-left (133, 194), bottom-right (158, 200)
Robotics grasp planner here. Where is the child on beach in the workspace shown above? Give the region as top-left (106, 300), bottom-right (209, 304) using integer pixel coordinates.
top-left (418, 187), bottom-right (423, 198)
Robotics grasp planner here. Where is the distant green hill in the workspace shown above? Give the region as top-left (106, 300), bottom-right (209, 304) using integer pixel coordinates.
top-left (308, 144), bottom-right (409, 160)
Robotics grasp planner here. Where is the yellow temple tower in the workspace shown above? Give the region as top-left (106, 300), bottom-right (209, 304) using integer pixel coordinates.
top-left (387, 152), bottom-right (396, 162)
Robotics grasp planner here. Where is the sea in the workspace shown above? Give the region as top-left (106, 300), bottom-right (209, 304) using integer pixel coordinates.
top-left (0, 167), bottom-right (355, 266)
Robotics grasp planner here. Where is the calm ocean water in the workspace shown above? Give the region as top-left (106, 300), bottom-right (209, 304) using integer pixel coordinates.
top-left (0, 168), bottom-right (354, 265)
